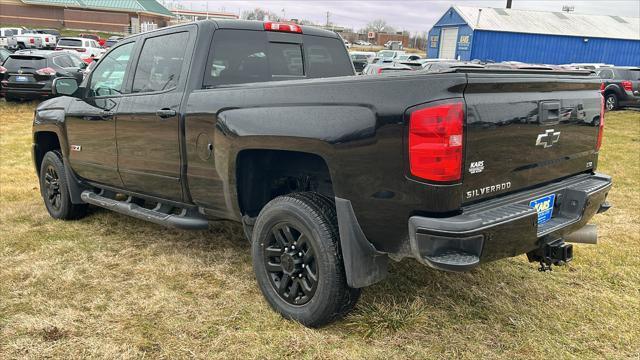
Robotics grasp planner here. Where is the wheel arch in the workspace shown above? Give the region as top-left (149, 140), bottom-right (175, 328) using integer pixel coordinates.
top-left (235, 149), bottom-right (334, 218)
top-left (33, 131), bottom-right (61, 176)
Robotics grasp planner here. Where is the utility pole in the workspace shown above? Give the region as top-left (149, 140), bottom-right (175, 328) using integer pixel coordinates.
top-left (326, 11), bottom-right (330, 27)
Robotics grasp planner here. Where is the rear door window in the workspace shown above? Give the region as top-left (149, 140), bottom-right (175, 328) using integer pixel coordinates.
top-left (132, 31), bottom-right (189, 93)
top-left (52, 54), bottom-right (73, 68)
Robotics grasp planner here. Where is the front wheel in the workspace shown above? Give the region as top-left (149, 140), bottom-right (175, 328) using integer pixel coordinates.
top-left (605, 94), bottom-right (618, 111)
top-left (251, 192), bottom-right (360, 327)
top-left (39, 151), bottom-right (88, 220)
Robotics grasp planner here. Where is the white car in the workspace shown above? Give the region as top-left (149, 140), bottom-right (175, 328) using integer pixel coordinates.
top-left (355, 40), bottom-right (371, 46)
top-left (23, 30), bottom-right (57, 49)
top-left (7, 30), bottom-right (46, 50)
top-left (343, 39), bottom-right (351, 49)
top-left (0, 27), bottom-right (22, 48)
top-left (396, 54), bottom-right (422, 61)
top-left (55, 37), bottom-right (103, 61)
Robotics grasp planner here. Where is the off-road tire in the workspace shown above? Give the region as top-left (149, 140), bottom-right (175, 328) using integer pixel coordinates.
top-left (39, 150), bottom-right (88, 220)
top-left (251, 192), bottom-right (360, 327)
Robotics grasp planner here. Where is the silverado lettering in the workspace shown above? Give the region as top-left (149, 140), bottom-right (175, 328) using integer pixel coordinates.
top-left (31, 19), bottom-right (612, 327)
top-left (466, 182), bottom-right (512, 199)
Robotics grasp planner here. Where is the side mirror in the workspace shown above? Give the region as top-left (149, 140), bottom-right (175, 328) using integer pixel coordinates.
top-left (52, 77), bottom-right (79, 96)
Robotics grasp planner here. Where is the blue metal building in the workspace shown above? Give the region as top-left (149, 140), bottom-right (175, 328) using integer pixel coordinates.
top-left (427, 6), bottom-right (640, 66)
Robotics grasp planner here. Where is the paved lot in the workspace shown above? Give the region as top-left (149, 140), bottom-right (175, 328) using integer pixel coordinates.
top-left (1, 100), bottom-right (639, 359)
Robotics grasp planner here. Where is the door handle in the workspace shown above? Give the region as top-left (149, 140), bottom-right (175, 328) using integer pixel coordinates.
top-left (156, 108), bottom-right (176, 118)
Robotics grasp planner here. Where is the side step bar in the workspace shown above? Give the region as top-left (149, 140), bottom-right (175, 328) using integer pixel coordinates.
top-left (81, 190), bottom-right (208, 230)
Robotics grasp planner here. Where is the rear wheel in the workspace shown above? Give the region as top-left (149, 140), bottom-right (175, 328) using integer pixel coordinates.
top-left (251, 192), bottom-right (360, 327)
top-left (605, 93), bottom-right (618, 111)
top-left (39, 151), bottom-right (88, 220)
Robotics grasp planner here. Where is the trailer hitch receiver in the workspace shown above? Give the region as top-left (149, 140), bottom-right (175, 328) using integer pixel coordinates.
top-left (527, 239), bottom-right (573, 272)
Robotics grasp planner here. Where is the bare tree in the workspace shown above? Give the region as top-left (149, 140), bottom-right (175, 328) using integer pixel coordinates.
top-left (366, 19), bottom-right (394, 33)
top-left (241, 8), bottom-right (281, 21)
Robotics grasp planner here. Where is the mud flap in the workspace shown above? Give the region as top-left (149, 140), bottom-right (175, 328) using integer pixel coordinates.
top-left (335, 197), bottom-right (388, 288)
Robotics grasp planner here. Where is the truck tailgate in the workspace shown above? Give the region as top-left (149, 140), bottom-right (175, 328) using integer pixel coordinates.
top-left (462, 73), bottom-right (603, 203)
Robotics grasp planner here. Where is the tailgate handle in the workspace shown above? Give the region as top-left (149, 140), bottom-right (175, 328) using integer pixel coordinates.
top-left (539, 101), bottom-right (560, 123)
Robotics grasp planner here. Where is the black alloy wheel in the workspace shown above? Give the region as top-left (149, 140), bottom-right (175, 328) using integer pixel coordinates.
top-left (262, 223), bottom-right (318, 305)
top-left (39, 151), bottom-right (87, 220)
top-left (251, 192), bottom-right (360, 327)
top-left (43, 164), bottom-right (62, 211)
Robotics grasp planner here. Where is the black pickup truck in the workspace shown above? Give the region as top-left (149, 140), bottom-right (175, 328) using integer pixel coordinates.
top-left (32, 20), bottom-right (611, 327)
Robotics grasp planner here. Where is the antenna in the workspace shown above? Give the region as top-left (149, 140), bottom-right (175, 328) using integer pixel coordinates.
top-left (562, 5), bottom-right (575, 12)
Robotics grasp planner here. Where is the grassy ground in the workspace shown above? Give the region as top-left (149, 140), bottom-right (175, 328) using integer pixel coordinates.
top-left (0, 100), bottom-right (639, 359)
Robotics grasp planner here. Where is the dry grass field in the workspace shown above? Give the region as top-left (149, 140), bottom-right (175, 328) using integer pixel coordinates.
top-left (1, 100), bottom-right (639, 359)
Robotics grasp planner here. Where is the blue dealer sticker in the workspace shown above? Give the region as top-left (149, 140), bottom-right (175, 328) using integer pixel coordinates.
top-left (529, 194), bottom-right (556, 225)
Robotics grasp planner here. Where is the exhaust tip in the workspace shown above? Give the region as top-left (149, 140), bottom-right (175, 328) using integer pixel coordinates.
top-left (565, 224), bottom-right (597, 244)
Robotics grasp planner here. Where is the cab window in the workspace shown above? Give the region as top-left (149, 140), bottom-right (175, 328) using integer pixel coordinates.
top-left (89, 42), bottom-right (134, 97)
top-left (132, 32), bottom-right (189, 93)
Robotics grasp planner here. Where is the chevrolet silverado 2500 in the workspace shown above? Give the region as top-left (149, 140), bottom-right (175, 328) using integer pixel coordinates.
top-left (32, 20), bottom-right (611, 327)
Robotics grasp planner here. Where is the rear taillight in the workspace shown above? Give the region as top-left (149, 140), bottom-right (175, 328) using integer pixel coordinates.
top-left (408, 101), bottom-right (464, 182)
top-left (76, 48), bottom-right (86, 52)
top-left (600, 82), bottom-right (605, 92)
top-left (29, 37), bottom-right (35, 44)
top-left (0, 66), bottom-right (6, 74)
top-left (622, 80), bottom-right (632, 91)
top-left (264, 22), bottom-right (302, 33)
top-left (596, 95), bottom-right (605, 151)
top-left (36, 67), bottom-right (56, 76)
top-left (377, 68), bottom-right (383, 74)
top-left (45, 37), bottom-right (49, 42)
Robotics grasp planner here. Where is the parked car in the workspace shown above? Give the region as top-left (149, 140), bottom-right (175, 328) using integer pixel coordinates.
top-left (343, 39), bottom-right (351, 49)
top-left (350, 51), bottom-right (375, 73)
top-left (423, 61), bottom-right (486, 72)
top-left (565, 63), bottom-right (613, 70)
top-left (0, 47), bottom-right (11, 97)
top-left (103, 36), bottom-right (123, 49)
top-left (597, 67), bottom-right (640, 110)
top-left (0, 50), bottom-right (86, 100)
top-left (78, 33), bottom-right (105, 47)
top-left (36, 29), bottom-right (61, 37)
top-left (362, 62), bottom-right (413, 75)
top-left (396, 54), bottom-right (422, 61)
top-left (384, 41), bottom-right (403, 50)
top-left (35, 19), bottom-right (610, 328)
top-left (55, 37), bottom-right (104, 62)
top-left (7, 32), bottom-right (44, 50)
top-left (355, 40), bottom-right (371, 46)
top-left (374, 50), bottom-right (405, 63)
top-left (0, 27), bottom-right (22, 48)
top-left (23, 30), bottom-right (57, 49)
top-left (0, 48), bottom-right (11, 63)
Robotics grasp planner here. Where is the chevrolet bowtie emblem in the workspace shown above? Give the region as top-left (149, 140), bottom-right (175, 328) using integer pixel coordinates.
top-left (536, 129), bottom-right (561, 148)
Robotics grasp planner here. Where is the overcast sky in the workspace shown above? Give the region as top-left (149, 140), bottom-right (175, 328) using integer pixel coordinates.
top-left (167, 0), bottom-right (640, 33)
